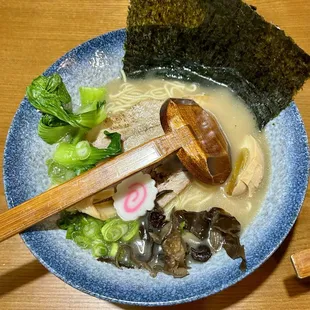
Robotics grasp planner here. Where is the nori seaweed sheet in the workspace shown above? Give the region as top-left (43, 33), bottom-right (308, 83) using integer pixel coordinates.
top-left (124, 0), bottom-right (310, 128)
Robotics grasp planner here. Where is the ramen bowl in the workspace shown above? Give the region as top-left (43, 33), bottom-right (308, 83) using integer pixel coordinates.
top-left (3, 29), bottom-right (309, 306)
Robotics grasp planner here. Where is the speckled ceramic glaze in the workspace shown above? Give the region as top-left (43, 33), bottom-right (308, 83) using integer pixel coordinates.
top-left (3, 29), bottom-right (309, 306)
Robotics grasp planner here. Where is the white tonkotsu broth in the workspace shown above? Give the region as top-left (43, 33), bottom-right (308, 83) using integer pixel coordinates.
top-left (105, 78), bottom-right (269, 228)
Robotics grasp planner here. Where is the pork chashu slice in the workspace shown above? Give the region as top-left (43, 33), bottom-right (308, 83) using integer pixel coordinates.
top-left (90, 100), bottom-right (192, 209)
top-left (91, 100), bottom-right (166, 150)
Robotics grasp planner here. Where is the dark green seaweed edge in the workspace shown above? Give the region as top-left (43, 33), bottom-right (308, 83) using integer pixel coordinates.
top-left (124, 0), bottom-right (310, 128)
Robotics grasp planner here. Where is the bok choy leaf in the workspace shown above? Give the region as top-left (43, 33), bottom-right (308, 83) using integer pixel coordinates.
top-left (38, 114), bottom-right (77, 145)
top-left (27, 74), bottom-right (107, 129)
top-left (79, 86), bottom-right (107, 108)
top-left (53, 131), bottom-right (122, 169)
top-left (73, 101), bottom-right (106, 128)
top-left (26, 74), bottom-right (78, 126)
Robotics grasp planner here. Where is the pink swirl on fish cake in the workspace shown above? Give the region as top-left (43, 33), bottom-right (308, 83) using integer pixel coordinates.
top-left (123, 183), bottom-right (147, 213)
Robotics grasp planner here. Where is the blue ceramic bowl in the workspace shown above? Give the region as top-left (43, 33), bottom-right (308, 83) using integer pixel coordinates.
top-left (3, 29), bottom-right (309, 306)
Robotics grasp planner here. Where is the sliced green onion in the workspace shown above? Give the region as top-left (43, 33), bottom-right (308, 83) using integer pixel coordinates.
top-left (57, 212), bottom-right (141, 259)
top-left (92, 218), bottom-right (106, 228)
top-left (73, 234), bottom-right (91, 249)
top-left (57, 211), bottom-right (82, 229)
top-left (47, 159), bottom-right (76, 185)
top-left (82, 220), bottom-right (101, 239)
top-left (101, 219), bottom-right (129, 242)
top-left (109, 242), bottom-right (119, 258)
top-left (57, 214), bottom-right (72, 230)
top-left (91, 240), bottom-right (109, 257)
top-left (75, 141), bottom-right (91, 160)
top-left (70, 217), bottom-right (88, 235)
top-left (71, 231), bottom-right (80, 239)
top-left (105, 224), bottom-right (128, 242)
top-left (79, 215), bottom-right (90, 227)
top-left (66, 225), bottom-right (75, 240)
top-left (121, 220), bottom-right (140, 242)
